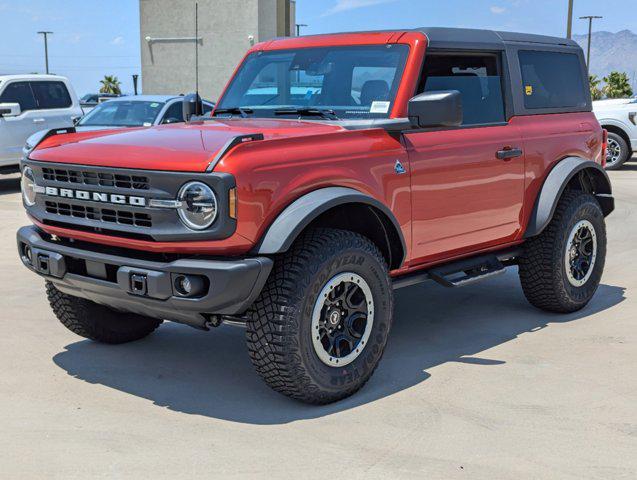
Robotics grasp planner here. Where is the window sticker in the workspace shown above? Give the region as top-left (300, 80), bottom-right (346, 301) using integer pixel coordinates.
top-left (143, 122), bottom-right (152, 126)
top-left (150, 102), bottom-right (160, 107)
top-left (370, 101), bottom-right (390, 114)
top-left (525, 85), bottom-right (533, 96)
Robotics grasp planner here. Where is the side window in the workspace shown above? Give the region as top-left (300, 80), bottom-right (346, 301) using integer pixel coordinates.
top-left (161, 101), bottom-right (185, 124)
top-left (0, 81), bottom-right (37, 112)
top-left (420, 53), bottom-right (506, 126)
top-left (518, 50), bottom-right (587, 109)
top-left (30, 81), bottom-right (72, 109)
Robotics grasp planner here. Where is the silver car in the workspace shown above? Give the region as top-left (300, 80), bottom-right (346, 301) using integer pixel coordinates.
top-left (23, 95), bottom-right (215, 158)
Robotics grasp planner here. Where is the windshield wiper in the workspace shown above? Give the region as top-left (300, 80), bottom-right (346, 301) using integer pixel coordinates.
top-left (213, 107), bottom-right (254, 118)
top-left (274, 107), bottom-right (339, 120)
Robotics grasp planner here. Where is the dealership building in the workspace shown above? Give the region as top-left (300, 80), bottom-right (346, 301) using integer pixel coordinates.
top-left (139, 0), bottom-right (296, 101)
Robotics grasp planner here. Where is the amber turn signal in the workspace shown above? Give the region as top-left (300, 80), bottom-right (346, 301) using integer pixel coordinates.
top-left (229, 188), bottom-right (237, 219)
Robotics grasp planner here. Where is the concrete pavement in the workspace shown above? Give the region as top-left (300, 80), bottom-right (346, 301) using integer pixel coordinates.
top-left (0, 165), bottom-right (636, 479)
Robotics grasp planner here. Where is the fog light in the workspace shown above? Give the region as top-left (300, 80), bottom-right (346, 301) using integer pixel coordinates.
top-left (23, 245), bottom-right (33, 265)
top-left (173, 274), bottom-right (205, 297)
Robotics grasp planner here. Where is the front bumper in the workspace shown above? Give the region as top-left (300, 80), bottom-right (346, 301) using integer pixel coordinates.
top-left (17, 225), bottom-right (273, 329)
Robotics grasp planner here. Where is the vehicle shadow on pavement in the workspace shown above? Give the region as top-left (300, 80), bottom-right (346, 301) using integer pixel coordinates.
top-left (52, 270), bottom-right (626, 425)
top-left (0, 175), bottom-right (20, 195)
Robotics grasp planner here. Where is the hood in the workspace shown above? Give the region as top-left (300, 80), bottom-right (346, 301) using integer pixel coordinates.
top-left (28, 119), bottom-right (345, 172)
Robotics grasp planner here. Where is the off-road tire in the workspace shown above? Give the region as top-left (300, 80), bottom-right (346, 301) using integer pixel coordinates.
top-left (46, 281), bottom-right (162, 344)
top-left (245, 228), bottom-right (393, 404)
top-left (519, 191), bottom-right (606, 313)
top-left (605, 132), bottom-right (630, 170)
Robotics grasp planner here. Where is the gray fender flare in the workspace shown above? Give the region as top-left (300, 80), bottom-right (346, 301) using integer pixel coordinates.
top-left (256, 186), bottom-right (406, 260)
top-left (524, 157), bottom-right (614, 238)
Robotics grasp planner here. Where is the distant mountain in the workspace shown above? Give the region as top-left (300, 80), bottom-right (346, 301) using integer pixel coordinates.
top-left (573, 30), bottom-right (637, 91)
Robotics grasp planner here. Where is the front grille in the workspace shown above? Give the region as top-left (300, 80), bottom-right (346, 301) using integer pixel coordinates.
top-left (42, 167), bottom-right (150, 190)
top-left (45, 201), bottom-right (153, 228)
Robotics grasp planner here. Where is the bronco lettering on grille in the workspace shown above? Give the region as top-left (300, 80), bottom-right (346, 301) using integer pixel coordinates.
top-left (43, 186), bottom-right (146, 207)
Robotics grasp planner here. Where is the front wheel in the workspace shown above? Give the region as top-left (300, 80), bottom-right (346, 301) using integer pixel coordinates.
top-left (245, 228), bottom-right (393, 404)
top-left (519, 191), bottom-right (606, 313)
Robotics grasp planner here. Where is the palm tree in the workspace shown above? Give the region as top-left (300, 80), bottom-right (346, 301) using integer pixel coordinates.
top-left (602, 71), bottom-right (633, 99)
top-left (99, 75), bottom-right (122, 95)
top-left (589, 75), bottom-right (603, 101)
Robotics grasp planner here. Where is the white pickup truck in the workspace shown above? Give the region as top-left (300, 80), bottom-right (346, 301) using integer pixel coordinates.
top-left (593, 98), bottom-right (637, 170)
top-left (0, 74), bottom-right (83, 173)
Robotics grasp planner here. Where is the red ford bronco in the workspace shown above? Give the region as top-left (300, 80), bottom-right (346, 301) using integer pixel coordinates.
top-left (18, 28), bottom-right (614, 404)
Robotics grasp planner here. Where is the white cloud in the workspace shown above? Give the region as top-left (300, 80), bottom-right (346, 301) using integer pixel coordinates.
top-left (110, 36), bottom-right (125, 45)
top-left (490, 6), bottom-right (506, 14)
top-left (322, 0), bottom-right (397, 17)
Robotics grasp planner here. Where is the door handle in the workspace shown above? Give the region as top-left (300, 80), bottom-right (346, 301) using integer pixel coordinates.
top-left (33, 118), bottom-right (45, 123)
top-left (496, 147), bottom-right (523, 160)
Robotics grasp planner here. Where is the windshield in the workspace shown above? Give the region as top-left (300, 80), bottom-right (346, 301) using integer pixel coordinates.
top-left (78, 100), bottom-right (165, 127)
top-left (80, 94), bottom-right (97, 103)
top-left (216, 44), bottom-right (409, 119)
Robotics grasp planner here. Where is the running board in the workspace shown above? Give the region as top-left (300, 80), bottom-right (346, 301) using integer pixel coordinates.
top-left (392, 248), bottom-right (522, 290)
top-left (428, 254), bottom-right (506, 287)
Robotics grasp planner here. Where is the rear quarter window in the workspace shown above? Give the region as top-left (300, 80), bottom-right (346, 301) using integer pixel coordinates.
top-left (518, 50), bottom-right (587, 110)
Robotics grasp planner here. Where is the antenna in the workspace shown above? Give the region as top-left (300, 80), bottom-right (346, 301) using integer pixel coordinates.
top-left (195, 1), bottom-right (199, 95)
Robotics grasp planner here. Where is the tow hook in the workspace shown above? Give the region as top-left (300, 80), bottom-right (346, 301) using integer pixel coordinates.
top-left (129, 273), bottom-right (148, 296)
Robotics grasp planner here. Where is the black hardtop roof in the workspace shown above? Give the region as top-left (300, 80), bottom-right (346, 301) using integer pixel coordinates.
top-left (292, 27), bottom-right (578, 50)
top-left (417, 27), bottom-right (579, 50)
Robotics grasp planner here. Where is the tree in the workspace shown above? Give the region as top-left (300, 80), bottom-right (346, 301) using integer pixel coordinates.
top-left (99, 75), bottom-right (122, 94)
top-left (602, 71), bottom-right (633, 99)
top-left (589, 75), bottom-right (603, 101)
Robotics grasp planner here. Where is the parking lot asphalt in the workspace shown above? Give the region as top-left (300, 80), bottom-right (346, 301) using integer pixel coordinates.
top-left (0, 164), bottom-right (636, 480)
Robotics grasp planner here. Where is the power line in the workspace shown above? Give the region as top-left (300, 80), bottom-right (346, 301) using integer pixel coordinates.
top-left (0, 53), bottom-right (139, 58)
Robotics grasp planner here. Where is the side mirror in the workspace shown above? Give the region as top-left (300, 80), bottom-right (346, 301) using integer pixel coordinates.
top-left (182, 93), bottom-right (203, 122)
top-left (0, 102), bottom-right (21, 117)
top-left (408, 90), bottom-right (462, 129)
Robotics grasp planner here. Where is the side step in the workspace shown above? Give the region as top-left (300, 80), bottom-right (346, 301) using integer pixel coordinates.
top-left (428, 254), bottom-right (506, 287)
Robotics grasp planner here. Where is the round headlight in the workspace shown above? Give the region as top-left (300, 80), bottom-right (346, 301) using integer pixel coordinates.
top-left (177, 181), bottom-right (218, 230)
top-left (21, 166), bottom-right (37, 207)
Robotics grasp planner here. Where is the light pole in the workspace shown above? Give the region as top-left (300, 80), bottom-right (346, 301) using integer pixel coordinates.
top-left (566, 0), bottom-right (574, 38)
top-left (295, 23), bottom-right (308, 37)
top-left (579, 15), bottom-right (603, 71)
top-left (37, 31), bottom-right (53, 74)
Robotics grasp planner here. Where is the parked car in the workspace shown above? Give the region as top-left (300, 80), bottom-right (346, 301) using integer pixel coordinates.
top-left (23, 95), bottom-right (215, 157)
top-left (0, 74), bottom-right (82, 173)
top-left (76, 95), bottom-right (214, 128)
top-left (18, 28), bottom-right (613, 404)
top-left (79, 93), bottom-right (123, 113)
top-left (593, 98), bottom-right (637, 169)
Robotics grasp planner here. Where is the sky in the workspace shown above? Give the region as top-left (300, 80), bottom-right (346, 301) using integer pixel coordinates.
top-left (0, 0), bottom-right (635, 97)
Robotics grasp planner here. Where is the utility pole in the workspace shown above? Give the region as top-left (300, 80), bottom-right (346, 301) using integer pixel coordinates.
top-left (37, 31), bottom-right (53, 74)
top-left (566, 0), bottom-right (574, 39)
top-left (295, 23), bottom-right (308, 37)
top-left (579, 16), bottom-right (603, 71)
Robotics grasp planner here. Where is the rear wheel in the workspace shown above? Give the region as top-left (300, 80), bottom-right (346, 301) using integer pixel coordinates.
top-left (46, 282), bottom-right (162, 344)
top-left (245, 228), bottom-right (393, 404)
top-left (605, 132), bottom-right (630, 170)
top-left (519, 191), bottom-right (606, 313)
